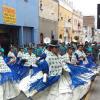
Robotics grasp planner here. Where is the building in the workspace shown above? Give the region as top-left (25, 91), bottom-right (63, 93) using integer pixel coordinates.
top-left (72, 10), bottom-right (83, 42)
top-left (83, 16), bottom-right (95, 42)
top-left (39, 0), bottom-right (83, 43)
top-left (94, 30), bottom-right (100, 43)
top-left (39, 0), bottom-right (58, 43)
top-left (58, 0), bottom-right (73, 43)
top-left (0, 0), bottom-right (39, 52)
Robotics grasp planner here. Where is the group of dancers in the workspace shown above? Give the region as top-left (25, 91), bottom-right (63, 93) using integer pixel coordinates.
top-left (0, 39), bottom-right (99, 100)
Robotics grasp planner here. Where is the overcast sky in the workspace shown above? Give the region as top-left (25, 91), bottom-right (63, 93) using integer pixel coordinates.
top-left (71, 0), bottom-right (100, 16)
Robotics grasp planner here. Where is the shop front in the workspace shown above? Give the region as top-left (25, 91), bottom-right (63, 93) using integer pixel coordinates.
top-left (0, 25), bottom-right (19, 54)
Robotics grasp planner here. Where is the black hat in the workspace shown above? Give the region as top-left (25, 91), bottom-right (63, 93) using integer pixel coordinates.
top-left (28, 47), bottom-right (33, 50)
top-left (49, 40), bottom-right (59, 47)
top-left (77, 44), bottom-right (83, 48)
top-left (67, 46), bottom-right (73, 50)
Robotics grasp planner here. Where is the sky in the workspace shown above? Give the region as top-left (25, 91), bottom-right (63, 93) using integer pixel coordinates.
top-left (71, 0), bottom-right (100, 16)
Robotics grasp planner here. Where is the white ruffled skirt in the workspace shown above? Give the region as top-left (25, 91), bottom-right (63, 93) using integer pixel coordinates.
top-left (0, 81), bottom-right (20, 100)
top-left (72, 80), bottom-right (91, 100)
top-left (32, 74), bottom-right (73, 100)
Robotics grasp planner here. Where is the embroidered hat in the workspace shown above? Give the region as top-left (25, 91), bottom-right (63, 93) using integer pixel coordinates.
top-left (77, 44), bottom-right (84, 48)
top-left (49, 40), bottom-right (59, 47)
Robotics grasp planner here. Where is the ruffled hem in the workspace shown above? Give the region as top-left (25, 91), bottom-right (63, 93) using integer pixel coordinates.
top-left (0, 72), bottom-right (19, 85)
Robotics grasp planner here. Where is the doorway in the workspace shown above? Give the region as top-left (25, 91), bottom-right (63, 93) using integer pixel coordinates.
top-left (0, 25), bottom-right (19, 55)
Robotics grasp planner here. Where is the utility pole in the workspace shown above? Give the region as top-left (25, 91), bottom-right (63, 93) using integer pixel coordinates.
top-left (97, 4), bottom-right (100, 29)
top-left (92, 27), bottom-right (94, 42)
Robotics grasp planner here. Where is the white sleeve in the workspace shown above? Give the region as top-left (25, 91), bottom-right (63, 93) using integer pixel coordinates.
top-left (62, 62), bottom-right (71, 72)
top-left (17, 52), bottom-right (21, 58)
top-left (8, 52), bottom-right (16, 63)
top-left (71, 54), bottom-right (78, 64)
top-left (60, 56), bottom-right (71, 72)
top-left (61, 55), bottom-right (67, 63)
top-left (22, 54), bottom-right (27, 60)
top-left (8, 52), bottom-right (11, 57)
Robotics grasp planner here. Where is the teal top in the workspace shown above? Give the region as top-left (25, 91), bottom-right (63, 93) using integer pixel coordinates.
top-left (0, 48), bottom-right (4, 53)
top-left (35, 47), bottom-right (43, 57)
top-left (87, 46), bottom-right (93, 53)
top-left (59, 45), bottom-right (67, 55)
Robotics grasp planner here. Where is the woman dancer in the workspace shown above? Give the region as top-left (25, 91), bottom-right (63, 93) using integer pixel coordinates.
top-left (0, 50), bottom-right (20, 100)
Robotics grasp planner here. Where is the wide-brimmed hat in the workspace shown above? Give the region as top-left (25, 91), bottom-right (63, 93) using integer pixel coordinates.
top-left (67, 46), bottom-right (74, 50)
top-left (44, 37), bottom-right (51, 44)
top-left (77, 44), bottom-right (84, 48)
top-left (49, 40), bottom-right (59, 47)
top-left (72, 39), bottom-right (78, 43)
top-left (28, 47), bottom-right (33, 50)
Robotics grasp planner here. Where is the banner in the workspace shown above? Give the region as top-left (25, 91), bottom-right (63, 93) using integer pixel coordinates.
top-left (2, 5), bottom-right (16, 24)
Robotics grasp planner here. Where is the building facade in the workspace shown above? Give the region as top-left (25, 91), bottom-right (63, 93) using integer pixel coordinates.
top-left (58, 0), bottom-right (73, 43)
top-left (39, 0), bottom-right (83, 43)
top-left (72, 10), bottom-right (83, 42)
top-left (0, 0), bottom-right (39, 51)
top-left (39, 0), bottom-right (58, 43)
top-left (83, 16), bottom-right (95, 42)
top-left (94, 30), bottom-right (100, 43)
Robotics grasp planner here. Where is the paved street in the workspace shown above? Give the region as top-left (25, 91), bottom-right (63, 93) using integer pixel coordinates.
top-left (89, 76), bottom-right (100, 100)
top-left (11, 92), bottom-right (28, 100)
top-left (84, 60), bottom-right (100, 100)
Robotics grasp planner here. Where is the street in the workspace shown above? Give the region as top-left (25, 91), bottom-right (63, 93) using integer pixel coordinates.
top-left (89, 76), bottom-right (100, 100)
top-left (11, 92), bottom-right (28, 100)
top-left (84, 60), bottom-right (100, 100)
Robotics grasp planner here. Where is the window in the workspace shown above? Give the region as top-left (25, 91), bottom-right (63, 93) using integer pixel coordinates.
top-left (78, 23), bottom-right (81, 28)
top-left (66, 29), bottom-right (69, 33)
top-left (68, 18), bottom-right (71, 23)
top-left (59, 34), bottom-right (62, 39)
top-left (40, 33), bottom-right (44, 44)
top-left (61, 17), bottom-right (63, 20)
top-left (84, 26), bottom-right (87, 30)
top-left (40, 0), bottom-right (43, 11)
top-left (51, 31), bottom-right (55, 40)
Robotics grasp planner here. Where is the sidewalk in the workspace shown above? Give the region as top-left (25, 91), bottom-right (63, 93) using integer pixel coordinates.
top-left (89, 76), bottom-right (100, 100)
top-left (83, 76), bottom-right (100, 100)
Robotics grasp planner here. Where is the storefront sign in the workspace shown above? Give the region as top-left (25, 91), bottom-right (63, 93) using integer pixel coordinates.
top-left (2, 5), bottom-right (16, 24)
